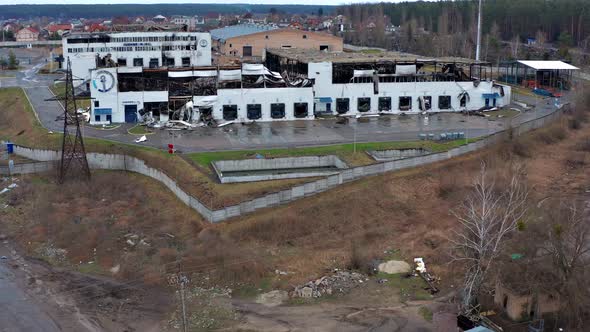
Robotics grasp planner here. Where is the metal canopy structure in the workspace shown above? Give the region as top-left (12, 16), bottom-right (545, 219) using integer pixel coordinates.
top-left (516, 60), bottom-right (579, 71)
top-left (497, 60), bottom-right (578, 91)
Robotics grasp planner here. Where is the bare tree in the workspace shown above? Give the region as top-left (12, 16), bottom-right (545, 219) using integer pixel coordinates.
top-left (538, 202), bottom-right (590, 328)
top-left (452, 163), bottom-right (528, 313)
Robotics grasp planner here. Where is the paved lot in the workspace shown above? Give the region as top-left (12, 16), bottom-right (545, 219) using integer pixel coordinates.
top-left (3, 55), bottom-right (567, 153)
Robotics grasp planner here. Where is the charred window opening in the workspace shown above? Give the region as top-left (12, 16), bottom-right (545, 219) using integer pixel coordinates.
top-left (143, 71), bottom-right (168, 91)
top-left (149, 58), bottom-right (159, 68)
top-left (118, 73), bottom-right (144, 92)
top-left (399, 96), bottom-right (412, 111)
top-left (320, 45), bottom-right (329, 51)
top-left (117, 58), bottom-right (127, 67)
top-left (378, 97), bottom-right (392, 112)
top-left (163, 55), bottom-right (175, 67)
top-left (67, 35), bottom-right (110, 44)
top-left (144, 102), bottom-right (168, 119)
top-left (181, 57), bottom-right (190, 67)
top-left (336, 98), bottom-right (349, 114)
top-left (438, 95), bottom-right (451, 109)
top-left (133, 58), bottom-right (143, 67)
top-left (460, 95), bottom-right (467, 107)
top-left (168, 77), bottom-right (192, 96)
top-left (271, 103), bottom-right (285, 119)
top-left (357, 97), bottom-right (371, 112)
top-left (418, 96), bottom-right (432, 111)
top-left (223, 105), bottom-right (238, 120)
top-left (247, 104), bottom-right (262, 120)
top-left (193, 77), bottom-right (217, 96)
top-left (294, 103), bottom-right (308, 118)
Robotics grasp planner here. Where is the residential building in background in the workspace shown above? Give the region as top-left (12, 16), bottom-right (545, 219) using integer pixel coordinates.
top-left (15, 27), bottom-right (39, 42)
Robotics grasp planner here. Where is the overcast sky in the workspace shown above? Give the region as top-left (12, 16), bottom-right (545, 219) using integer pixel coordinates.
top-left (0, 0), bottom-right (431, 5)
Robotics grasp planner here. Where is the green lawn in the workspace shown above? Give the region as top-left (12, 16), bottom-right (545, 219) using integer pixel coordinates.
top-left (376, 272), bottom-right (433, 302)
top-left (49, 82), bottom-right (91, 109)
top-left (187, 138), bottom-right (478, 168)
top-left (128, 124), bottom-right (154, 135)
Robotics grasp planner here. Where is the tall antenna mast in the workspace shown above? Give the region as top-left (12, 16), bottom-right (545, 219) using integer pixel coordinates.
top-left (475, 0), bottom-right (483, 61)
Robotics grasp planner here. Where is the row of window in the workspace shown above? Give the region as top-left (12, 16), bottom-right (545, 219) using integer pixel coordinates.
top-left (334, 95), bottom-right (461, 113)
top-left (222, 103), bottom-right (309, 120)
top-left (110, 56), bottom-right (192, 68)
top-left (110, 35), bottom-right (199, 42)
top-left (67, 44), bottom-right (197, 54)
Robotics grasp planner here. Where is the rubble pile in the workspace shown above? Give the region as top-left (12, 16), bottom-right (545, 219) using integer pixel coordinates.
top-left (291, 270), bottom-right (367, 298)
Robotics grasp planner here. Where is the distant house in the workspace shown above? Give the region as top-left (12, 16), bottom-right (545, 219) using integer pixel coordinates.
top-left (86, 23), bottom-right (107, 33)
top-left (2, 22), bottom-right (18, 33)
top-left (15, 27), bottom-right (39, 42)
top-left (289, 22), bottom-right (304, 30)
top-left (46, 24), bottom-right (72, 36)
top-left (153, 15), bottom-right (167, 23)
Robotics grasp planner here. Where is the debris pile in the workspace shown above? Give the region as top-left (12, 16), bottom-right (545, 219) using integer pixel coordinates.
top-left (291, 270), bottom-right (367, 298)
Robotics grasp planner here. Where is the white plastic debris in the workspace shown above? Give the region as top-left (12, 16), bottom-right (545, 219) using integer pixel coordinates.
top-left (134, 135), bottom-right (147, 143)
top-left (414, 257), bottom-right (427, 274)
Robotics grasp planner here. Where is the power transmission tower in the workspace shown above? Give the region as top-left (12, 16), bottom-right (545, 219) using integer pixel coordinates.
top-left (54, 58), bottom-right (91, 183)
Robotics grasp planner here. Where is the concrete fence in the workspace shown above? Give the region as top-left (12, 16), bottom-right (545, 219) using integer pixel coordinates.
top-left (11, 105), bottom-right (566, 223)
top-left (0, 161), bottom-right (55, 176)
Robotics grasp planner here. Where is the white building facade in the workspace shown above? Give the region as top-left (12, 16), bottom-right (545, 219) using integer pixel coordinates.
top-left (63, 31), bottom-right (212, 87)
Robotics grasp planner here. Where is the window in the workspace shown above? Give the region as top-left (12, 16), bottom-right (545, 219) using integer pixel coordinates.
top-left (229, 43), bottom-right (232, 48)
top-left (117, 58), bottom-right (127, 66)
top-left (460, 95), bottom-right (467, 107)
top-left (336, 98), bottom-right (349, 114)
top-left (271, 103), bottom-right (285, 119)
top-left (106, 114), bottom-right (112, 122)
top-left (149, 58), bottom-right (159, 68)
top-left (163, 56), bottom-right (174, 67)
top-left (265, 35), bottom-right (269, 39)
top-left (319, 45), bottom-right (329, 51)
top-left (222, 105), bottom-right (238, 120)
top-left (133, 58), bottom-right (143, 67)
top-left (438, 95), bottom-right (451, 109)
top-left (419, 96), bottom-right (432, 111)
top-left (357, 97), bottom-right (371, 112)
top-left (378, 97), bottom-right (392, 112)
top-left (94, 101), bottom-right (99, 107)
top-left (247, 104), bottom-right (262, 120)
top-left (243, 46), bottom-right (253, 57)
top-left (399, 96), bottom-right (412, 111)
top-left (294, 103), bottom-right (308, 118)
top-left (281, 45), bottom-right (292, 49)
top-left (94, 115), bottom-right (101, 122)
top-left (302, 34), bottom-right (307, 39)
top-left (181, 57), bottom-right (190, 67)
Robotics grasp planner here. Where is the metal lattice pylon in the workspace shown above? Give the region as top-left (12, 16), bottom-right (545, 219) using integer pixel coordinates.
top-left (58, 58), bottom-right (90, 183)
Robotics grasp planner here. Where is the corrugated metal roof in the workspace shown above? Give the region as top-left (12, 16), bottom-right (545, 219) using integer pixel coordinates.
top-left (210, 23), bottom-right (278, 43)
top-left (517, 60), bottom-right (579, 70)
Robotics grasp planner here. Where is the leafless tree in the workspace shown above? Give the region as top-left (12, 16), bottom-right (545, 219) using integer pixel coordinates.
top-left (451, 162), bottom-right (528, 314)
top-left (538, 202), bottom-right (590, 328)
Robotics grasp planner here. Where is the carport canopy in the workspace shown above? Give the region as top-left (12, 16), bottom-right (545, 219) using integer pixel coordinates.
top-left (516, 60), bottom-right (579, 71)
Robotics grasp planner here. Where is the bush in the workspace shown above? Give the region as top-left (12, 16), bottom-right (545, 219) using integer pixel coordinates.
top-left (569, 118), bottom-right (582, 130)
top-left (535, 126), bottom-right (566, 144)
top-left (575, 139), bottom-right (590, 152)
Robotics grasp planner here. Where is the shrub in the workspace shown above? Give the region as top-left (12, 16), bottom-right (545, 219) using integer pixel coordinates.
top-left (535, 126), bottom-right (566, 144)
top-left (565, 152), bottom-right (586, 170)
top-left (347, 241), bottom-right (377, 275)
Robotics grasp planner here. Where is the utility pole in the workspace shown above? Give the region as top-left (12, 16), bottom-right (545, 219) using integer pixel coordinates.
top-left (476, 0), bottom-right (483, 62)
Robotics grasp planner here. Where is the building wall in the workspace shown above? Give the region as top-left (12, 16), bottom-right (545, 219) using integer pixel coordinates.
top-left (63, 32), bottom-right (212, 86)
top-left (308, 62), bottom-right (511, 114)
top-left (494, 283), bottom-right (561, 321)
top-left (220, 29), bottom-right (343, 58)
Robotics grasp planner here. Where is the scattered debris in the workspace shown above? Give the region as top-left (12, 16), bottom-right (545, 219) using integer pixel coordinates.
top-left (274, 269), bottom-right (288, 276)
top-left (291, 270), bottom-right (367, 298)
top-left (378, 260), bottom-right (411, 274)
top-left (134, 135), bottom-right (147, 143)
top-left (414, 258), bottom-right (440, 294)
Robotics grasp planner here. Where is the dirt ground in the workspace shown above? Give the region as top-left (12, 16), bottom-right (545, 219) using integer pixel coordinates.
top-left (0, 106), bottom-right (588, 331)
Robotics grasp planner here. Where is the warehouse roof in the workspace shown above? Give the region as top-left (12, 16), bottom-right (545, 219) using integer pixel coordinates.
top-left (267, 48), bottom-right (487, 65)
top-left (210, 23), bottom-right (278, 43)
top-left (517, 60), bottom-right (579, 70)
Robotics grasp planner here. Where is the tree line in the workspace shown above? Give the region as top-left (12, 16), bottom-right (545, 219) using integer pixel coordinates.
top-left (0, 4), bottom-right (333, 19)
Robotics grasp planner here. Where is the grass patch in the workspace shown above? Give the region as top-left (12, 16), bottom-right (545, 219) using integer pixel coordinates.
top-left (419, 306), bottom-right (433, 322)
top-left (187, 139), bottom-right (479, 169)
top-left (49, 82), bottom-right (91, 109)
top-left (359, 48), bottom-right (383, 54)
top-left (376, 272), bottom-right (432, 302)
top-left (232, 277), bottom-right (273, 299)
top-left (128, 124), bottom-right (154, 135)
top-left (484, 108), bottom-right (520, 119)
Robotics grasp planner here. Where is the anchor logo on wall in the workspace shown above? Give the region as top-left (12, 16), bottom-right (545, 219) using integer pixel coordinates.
top-left (92, 70), bottom-right (115, 93)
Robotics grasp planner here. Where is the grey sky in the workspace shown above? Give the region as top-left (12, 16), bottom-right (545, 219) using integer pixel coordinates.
top-left (0, 0), bottom-right (431, 5)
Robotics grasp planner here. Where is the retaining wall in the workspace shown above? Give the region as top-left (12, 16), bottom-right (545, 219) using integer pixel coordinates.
top-left (12, 104), bottom-right (566, 223)
top-left (367, 148), bottom-right (431, 161)
top-left (213, 155), bottom-right (348, 183)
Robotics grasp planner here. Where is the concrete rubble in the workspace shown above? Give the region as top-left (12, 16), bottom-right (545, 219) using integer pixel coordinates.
top-left (378, 260), bottom-right (411, 274)
top-left (291, 270), bottom-right (367, 298)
